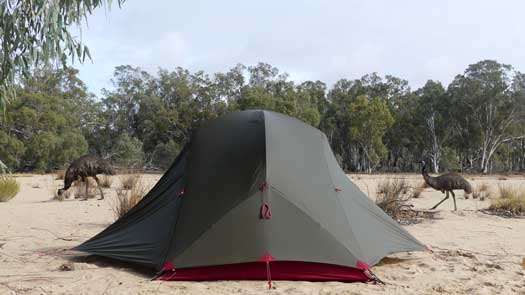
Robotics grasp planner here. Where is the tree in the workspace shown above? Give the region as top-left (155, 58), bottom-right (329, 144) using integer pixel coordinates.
top-left (448, 60), bottom-right (525, 173)
top-left (151, 140), bottom-right (181, 169)
top-left (413, 80), bottom-right (449, 172)
top-left (349, 95), bottom-right (394, 173)
top-left (0, 66), bottom-right (91, 171)
top-left (111, 133), bottom-right (144, 169)
top-left (0, 129), bottom-right (25, 170)
top-left (0, 0), bottom-right (125, 112)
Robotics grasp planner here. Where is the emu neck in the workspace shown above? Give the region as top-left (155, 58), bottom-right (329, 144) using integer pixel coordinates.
top-left (422, 164), bottom-right (436, 188)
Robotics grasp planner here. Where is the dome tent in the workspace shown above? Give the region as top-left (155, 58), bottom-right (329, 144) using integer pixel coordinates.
top-left (75, 110), bottom-right (425, 283)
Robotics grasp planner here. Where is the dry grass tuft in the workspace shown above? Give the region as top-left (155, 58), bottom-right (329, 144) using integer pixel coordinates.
top-left (120, 174), bottom-right (141, 190)
top-left (113, 181), bottom-right (147, 219)
top-left (376, 179), bottom-right (413, 220)
top-left (70, 178), bottom-right (97, 199)
top-left (488, 185), bottom-right (525, 216)
top-left (411, 182), bottom-right (426, 199)
top-left (55, 170), bottom-right (65, 180)
top-left (100, 175), bottom-right (113, 188)
top-left (472, 182), bottom-right (490, 201)
top-left (0, 176), bottom-right (20, 202)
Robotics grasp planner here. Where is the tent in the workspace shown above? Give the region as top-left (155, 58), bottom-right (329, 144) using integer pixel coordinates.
top-left (75, 110), bottom-right (425, 284)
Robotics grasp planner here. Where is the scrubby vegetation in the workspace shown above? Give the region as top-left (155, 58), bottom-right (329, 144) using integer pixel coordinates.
top-left (0, 176), bottom-right (20, 202)
top-left (100, 175), bottom-right (113, 188)
top-left (473, 183), bottom-right (490, 201)
top-left (376, 179), bottom-right (438, 224)
top-left (113, 180), bottom-right (147, 219)
top-left (376, 179), bottom-right (413, 220)
top-left (488, 185), bottom-right (525, 216)
top-left (411, 182), bottom-right (426, 199)
top-left (119, 174), bottom-right (141, 190)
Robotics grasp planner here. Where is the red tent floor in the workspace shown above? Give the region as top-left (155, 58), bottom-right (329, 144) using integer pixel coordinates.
top-left (158, 260), bottom-right (371, 282)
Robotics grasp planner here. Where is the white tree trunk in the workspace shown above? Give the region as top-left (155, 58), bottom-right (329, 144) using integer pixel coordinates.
top-left (426, 112), bottom-right (441, 173)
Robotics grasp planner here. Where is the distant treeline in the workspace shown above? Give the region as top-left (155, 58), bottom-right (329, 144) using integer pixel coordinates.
top-left (1, 60), bottom-right (524, 173)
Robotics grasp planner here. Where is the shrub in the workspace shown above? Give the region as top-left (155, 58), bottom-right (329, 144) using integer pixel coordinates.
top-left (376, 179), bottom-right (413, 220)
top-left (411, 182), bottom-right (426, 199)
top-left (498, 185), bottom-right (518, 199)
top-left (100, 175), bottom-right (113, 188)
top-left (0, 176), bottom-right (20, 202)
top-left (488, 185), bottom-right (525, 216)
top-left (152, 140), bottom-right (181, 169)
top-left (112, 134), bottom-right (145, 169)
top-left (472, 182), bottom-right (490, 201)
top-left (112, 182), bottom-right (147, 219)
top-left (120, 174), bottom-right (141, 190)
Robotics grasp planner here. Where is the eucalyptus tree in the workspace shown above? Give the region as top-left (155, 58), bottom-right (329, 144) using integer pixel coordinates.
top-left (448, 60), bottom-right (525, 173)
top-left (0, 0), bottom-right (125, 112)
top-left (413, 80), bottom-right (450, 173)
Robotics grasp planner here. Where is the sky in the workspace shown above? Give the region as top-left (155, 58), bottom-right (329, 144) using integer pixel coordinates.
top-left (75, 0), bottom-right (525, 96)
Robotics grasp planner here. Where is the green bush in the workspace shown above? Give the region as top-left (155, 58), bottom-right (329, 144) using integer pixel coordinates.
top-left (112, 134), bottom-right (145, 169)
top-left (0, 176), bottom-right (20, 202)
top-left (152, 140), bottom-right (181, 169)
top-left (0, 131), bottom-right (25, 170)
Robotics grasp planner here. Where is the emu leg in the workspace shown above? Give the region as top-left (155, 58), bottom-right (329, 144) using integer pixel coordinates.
top-left (94, 176), bottom-right (104, 200)
top-left (451, 191), bottom-right (457, 211)
top-left (431, 191), bottom-right (449, 210)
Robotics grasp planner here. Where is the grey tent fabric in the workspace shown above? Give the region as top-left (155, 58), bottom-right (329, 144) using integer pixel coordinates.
top-left (75, 110), bottom-right (425, 272)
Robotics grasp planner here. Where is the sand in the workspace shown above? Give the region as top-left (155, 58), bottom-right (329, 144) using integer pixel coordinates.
top-left (0, 173), bottom-right (524, 294)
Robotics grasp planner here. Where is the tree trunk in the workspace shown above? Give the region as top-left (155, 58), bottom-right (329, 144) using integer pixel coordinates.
top-left (426, 112), bottom-right (441, 173)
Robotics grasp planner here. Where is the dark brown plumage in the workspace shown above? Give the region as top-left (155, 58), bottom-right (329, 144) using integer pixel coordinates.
top-left (421, 160), bottom-right (472, 211)
top-left (58, 155), bottom-right (115, 200)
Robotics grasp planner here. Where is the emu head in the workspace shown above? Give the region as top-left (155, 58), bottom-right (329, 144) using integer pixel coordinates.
top-left (98, 159), bottom-right (116, 175)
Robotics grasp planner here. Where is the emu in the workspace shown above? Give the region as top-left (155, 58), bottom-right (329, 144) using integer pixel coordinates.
top-left (421, 160), bottom-right (472, 211)
top-left (58, 155), bottom-right (115, 200)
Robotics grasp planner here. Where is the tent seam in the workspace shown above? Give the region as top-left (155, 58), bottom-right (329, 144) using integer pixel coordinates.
top-left (269, 186), bottom-right (361, 267)
top-left (319, 133), bottom-right (367, 262)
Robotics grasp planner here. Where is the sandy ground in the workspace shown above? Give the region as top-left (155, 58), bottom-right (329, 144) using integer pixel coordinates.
top-left (0, 173), bottom-right (524, 295)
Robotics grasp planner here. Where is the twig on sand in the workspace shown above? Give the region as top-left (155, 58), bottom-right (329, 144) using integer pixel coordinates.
top-left (432, 246), bottom-right (521, 257)
top-left (29, 227), bottom-right (78, 241)
top-left (0, 274), bottom-right (71, 281)
top-left (0, 282), bottom-right (28, 294)
top-left (480, 208), bottom-right (525, 219)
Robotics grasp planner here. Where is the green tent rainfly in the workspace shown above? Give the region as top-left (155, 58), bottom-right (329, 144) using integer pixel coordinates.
top-left (75, 110), bottom-right (426, 284)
